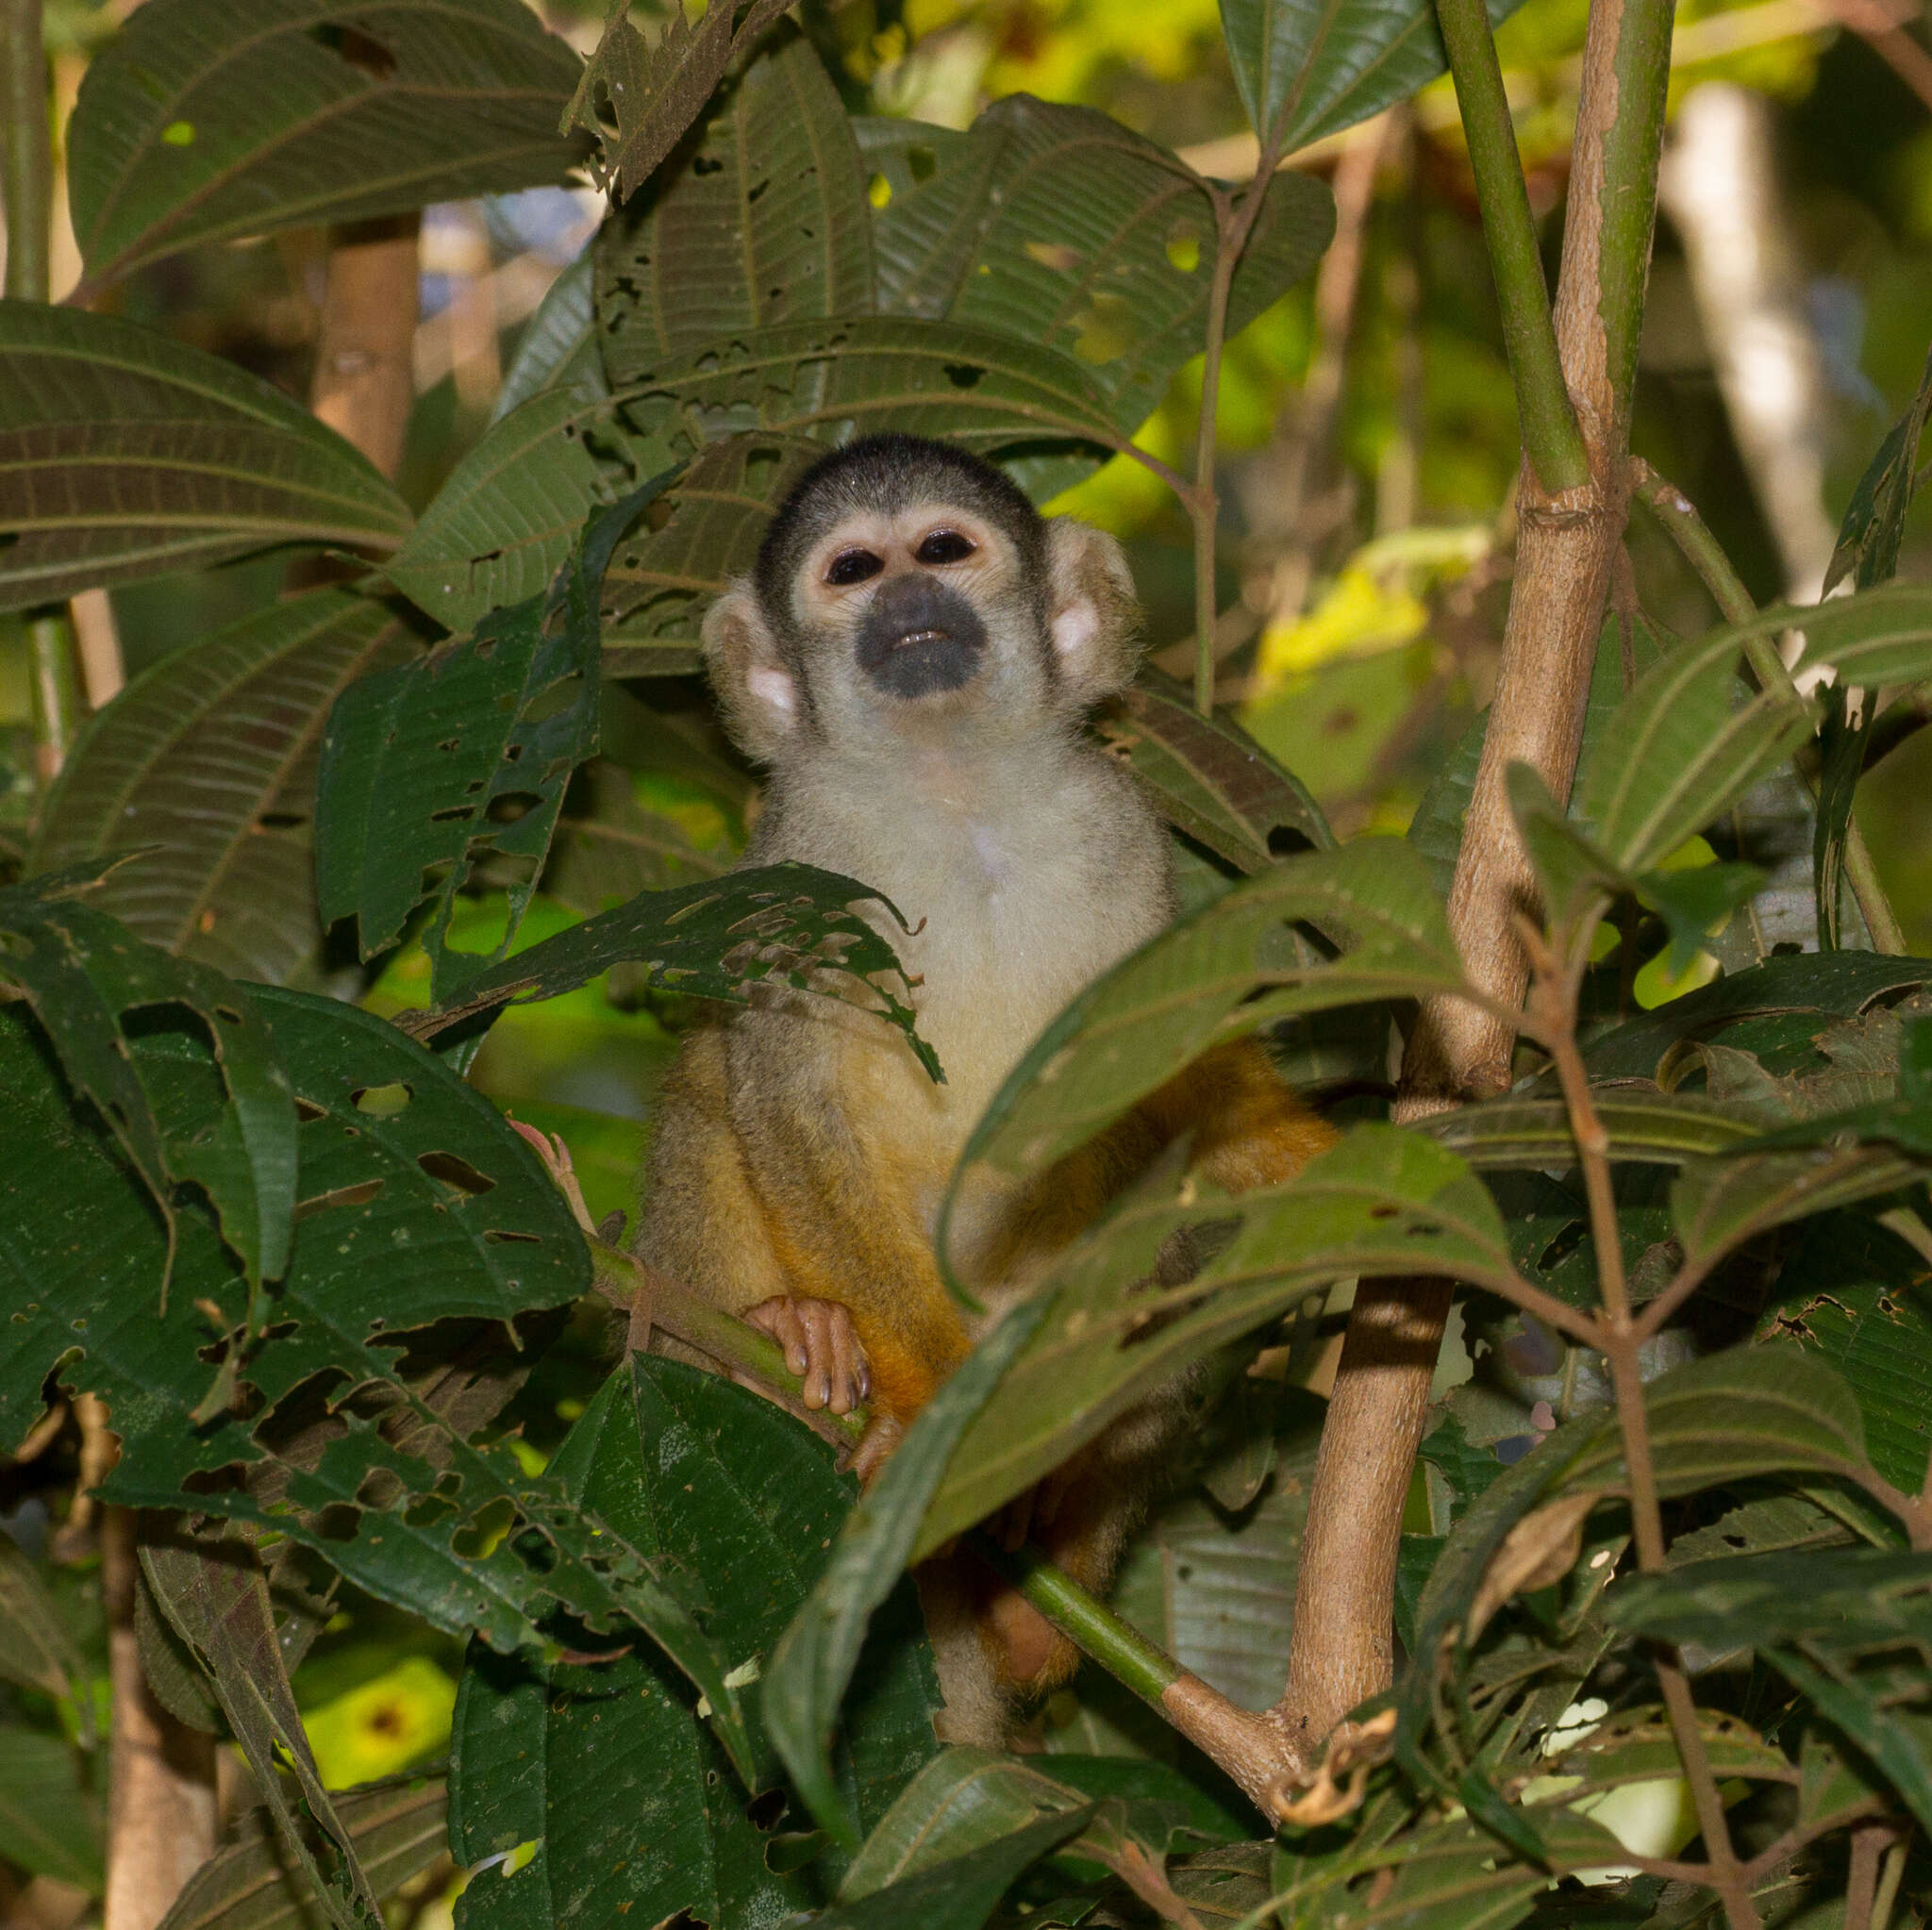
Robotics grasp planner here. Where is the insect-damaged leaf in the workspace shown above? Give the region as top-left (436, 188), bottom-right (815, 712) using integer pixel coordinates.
top-left (560, 0), bottom-right (792, 204)
top-left (1825, 341), bottom-right (1932, 595)
top-left (0, 989), bottom-right (741, 1752)
top-left (0, 301), bottom-right (411, 610)
top-left (31, 586), bottom-right (418, 990)
top-left (449, 1355), bottom-right (941, 1927)
top-left (66, 0), bottom-right (587, 291)
top-left (596, 27), bottom-right (873, 383)
top-left (319, 483), bottom-right (672, 1000)
top-left (404, 862), bottom-right (940, 1083)
top-left (0, 863), bottom-right (296, 1315)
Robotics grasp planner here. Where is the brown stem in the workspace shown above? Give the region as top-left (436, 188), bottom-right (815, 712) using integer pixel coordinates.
top-left (102, 1508), bottom-right (217, 1930)
top-left (1277, 0), bottom-right (1677, 1753)
top-left (1848, 1822), bottom-right (1885, 1930)
top-left (308, 213), bottom-right (422, 482)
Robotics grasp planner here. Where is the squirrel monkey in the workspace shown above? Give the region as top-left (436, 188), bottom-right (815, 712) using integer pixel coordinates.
top-left (636, 434), bottom-right (1332, 1741)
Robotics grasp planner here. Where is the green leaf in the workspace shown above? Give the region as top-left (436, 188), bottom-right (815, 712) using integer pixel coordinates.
top-left (142, 1528), bottom-right (384, 1930)
top-left (321, 491), bottom-right (661, 996)
top-left (1111, 1387), bottom-right (1324, 1711)
top-left (1607, 1548), bottom-right (1932, 1835)
top-left (1756, 1213), bottom-right (1932, 1496)
top-left (1824, 341), bottom-right (1932, 594)
top-left (383, 391), bottom-right (669, 632)
top-left (1812, 679), bottom-right (1874, 952)
top-left (449, 1354), bottom-right (941, 1927)
top-left (1556, 1346), bottom-right (1873, 1502)
top-left (546, 761), bottom-right (737, 910)
top-left (67, 0), bottom-right (585, 291)
top-left (559, 0), bottom-right (791, 204)
top-left (0, 864), bottom-right (298, 1310)
top-left (0, 1540), bottom-right (87, 1713)
top-left (1093, 670), bottom-right (1333, 871)
top-left (1673, 1145), bottom-right (1925, 1276)
top-left (1734, 1013), bottom-right (1932, 1158)
top-left (813, 1806), bottom-right (1096, 1930)
top-left (0, 1728), bottom-right (104, 1892)
top-left (945, 840), bottom-right (1470, 1204)
top-left (1578, 626), bottom-right (1813, 876)
top-left (1220, 0), bottom-right (1530, 154)
top-left (30, 586), bottom-right (417, 989)
top-left (856, 98), bottom-right (1333, 438)
top-left (1581, 951), bottom-right (1932, 1082)
top-left (596, 26), bottom-right (874, 384)
top-left (613, 314), bottom-right (1124, 463)
top-left (765, 1302), bottom-right (1045, 1843)
top-left (1635, 861), bottom-right (1768, 975)
top-left (158, 1778), bottom-right (448, 1930)
top-left (1506, 760), bottom-right (1620, 929)
top-left (493, 248), bottom-right (604, 422)
top-left (1413, 1090), bottom-right (1762, 1168)
top-left (0, 301), bottom-right (411, 610)
top-left (601, 433), bottom-right (828, 668)
top-left (925, 1126), bottom-right (1518, 1553)
top-left (405, 862), bottom-right (939, 1083)
top-left (1407, 706), bottom-right (1485, 903)
top-left (0, 990), bottom-right (722, 1673)
top-left (1788, 579), bottom-right (1932, 688)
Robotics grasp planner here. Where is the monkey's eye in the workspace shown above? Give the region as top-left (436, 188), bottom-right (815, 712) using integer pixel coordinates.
top-left (825, 548), bottom-right (884, 586)
top-left (915, 529), bottom-right (976, 565)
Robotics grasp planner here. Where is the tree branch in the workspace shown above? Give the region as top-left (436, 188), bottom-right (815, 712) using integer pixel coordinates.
top-left (1279, 0), bottom-right (1679, 1752)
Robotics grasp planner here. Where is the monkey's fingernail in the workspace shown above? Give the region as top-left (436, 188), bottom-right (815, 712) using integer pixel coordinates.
top-left (790, 1346), bottom-right (808, 1374)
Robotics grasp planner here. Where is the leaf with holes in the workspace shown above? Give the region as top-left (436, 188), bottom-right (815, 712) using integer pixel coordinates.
top-left (320, 487), bottom-right (669, 1000)
top-left (1673, 1145), bottom-right (1925, 1279)
top-left (601, 433), bottom-right (828, 669)
top-left (856, 99), bottom-right (1333, 438)
top-left (943, 840), bottom-right (1470, 1216)
top-left (1757, 1213), bottom-right (1932, 1496)
top-left (1221, 0), bottom-right (1532, 154)
top-left (67, 0), bottom-right (586, 291)
top-left (448, 1355), bottom-right (941, 1928)
top-left (612, 315), bottom-right (1124, 466)
top-left (383, 391), bottom-right (676, 632)
top-left (1094, 670), bottom-right (1333, 870)
top-left (0, 864), bottom-right (296, 1316)
top-left (406, 862), bottom-right (939, 1084)
top-left (923, 1125), bottom-right (1520, 1553)
top-left (597, 27), bottom-right (873, 387)
top-left (0, 990), bottom-right (743, 1755)
top-left (0, 301), bottom-right (410, 610)
top-left (31, 586), bottom-right (417, 990)
top-left (560, 0), bottom-right (791, 203)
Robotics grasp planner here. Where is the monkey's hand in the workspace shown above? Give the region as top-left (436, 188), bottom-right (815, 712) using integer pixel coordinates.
top-left (744, 1296), bottom-right (873, 1417)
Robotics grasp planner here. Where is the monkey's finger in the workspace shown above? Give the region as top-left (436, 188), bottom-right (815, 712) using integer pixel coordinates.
top-left (745, 1298), bottom-right (813, 1382)
top-left (793, 1300), bottom-right (847, 1409)
top-left (825, 1313), bottom-right (869, 1416)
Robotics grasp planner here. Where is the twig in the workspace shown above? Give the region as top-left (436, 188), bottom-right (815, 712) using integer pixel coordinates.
top-left (1630, 458), bottom-right (1909, 953)
top-left (1, 0), bottom-right (49, 305)
top-left (1524, 917), bottom-right (1761, 1930)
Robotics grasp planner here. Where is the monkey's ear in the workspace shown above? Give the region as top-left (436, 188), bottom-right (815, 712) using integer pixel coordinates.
top-left (702, 581), bottom-right (798, 761)
top-left (1045, 517), bottom-right (1141, 706)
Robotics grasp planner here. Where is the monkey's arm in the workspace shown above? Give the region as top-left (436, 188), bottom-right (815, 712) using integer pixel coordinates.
top-left (637, 1023), bottom-right (974, 1457)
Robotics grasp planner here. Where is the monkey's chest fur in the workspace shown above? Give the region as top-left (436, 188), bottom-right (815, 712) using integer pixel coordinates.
top-left (638, 732), bottom-right (1174, 1336)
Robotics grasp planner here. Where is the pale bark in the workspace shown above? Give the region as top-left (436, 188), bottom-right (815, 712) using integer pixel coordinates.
top-left (310, 214), bottom-right (421, 482)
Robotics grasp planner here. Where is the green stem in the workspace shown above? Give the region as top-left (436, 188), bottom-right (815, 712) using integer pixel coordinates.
top-left (1631, 461), bottom-right (1909, 954)
top-left (26, 607), bottom-right (80, 783)
top-left (1192, 152), bottom-right (1284, 716)
top-left (969, 1533), bottom-right (1179, 1707)
top-left (1, 0), bottom-right (48, 304)
top-left (1433, 0), bottom-right (1589, 491)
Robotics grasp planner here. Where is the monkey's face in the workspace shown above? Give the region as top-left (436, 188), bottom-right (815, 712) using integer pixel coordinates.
top-left (791, 502), bottom-right (1042, 724)
top-left (702, 438), bottom-right (1142, 768)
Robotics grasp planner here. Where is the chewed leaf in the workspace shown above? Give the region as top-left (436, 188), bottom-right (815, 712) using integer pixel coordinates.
top-left (405, 863), bottom-right (941, 1084)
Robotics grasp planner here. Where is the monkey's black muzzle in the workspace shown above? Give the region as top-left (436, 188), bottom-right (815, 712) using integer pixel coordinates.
top-left (855, 575), bottom-right (987, 699)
